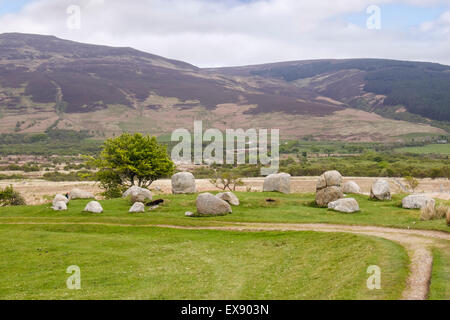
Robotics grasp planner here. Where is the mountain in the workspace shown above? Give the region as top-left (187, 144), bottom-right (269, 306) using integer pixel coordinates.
top-left (0, 33), bottom-right (447, 141)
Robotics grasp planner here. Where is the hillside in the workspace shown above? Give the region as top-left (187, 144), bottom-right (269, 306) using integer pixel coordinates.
top-left (0, 33), bottom-right (447, 141)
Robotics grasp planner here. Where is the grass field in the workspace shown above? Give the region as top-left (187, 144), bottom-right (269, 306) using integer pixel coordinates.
top-left (0, 224), bottom-right (408, 300)
top-left (0, 192), bottom-right (448, 300)
top-left (395, 144), bottom-right (450, 155)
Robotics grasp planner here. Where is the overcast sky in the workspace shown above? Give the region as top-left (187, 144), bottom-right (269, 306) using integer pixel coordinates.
top-left (0, 0), bottom-right (449, 67)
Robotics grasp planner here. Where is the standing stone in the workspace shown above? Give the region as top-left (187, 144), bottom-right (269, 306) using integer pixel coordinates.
top-left (328, 198), bottom-right (360, 213)
top-left (69, 188), bottom-right (95, 200)
top-left (402, 195), bottom-right (435, 209)
top-left (196, 193), bottom-right (232, 216)
top-left (123, 186), bottom-right (152, 203)
top-left (343, 181), bottom-right (361, 194)
top-left (84, 201), bottom-right (103, 213)
top-left (129, 202), bottom-right (145, 213)
top-left (370, 179), bottom-right (391, 200)
top-left (52, 201), bottom-right (67, 211)
top-left (171, 172), bottom-right (197, 194)
top-left (316, 186), bottom-right (344, 207)
top-left (263, 173), bottom-right (291, 194)
top-left (216, 192), bottom-right (240, 206)
top-left (315, 170), bottom-right (344, 206)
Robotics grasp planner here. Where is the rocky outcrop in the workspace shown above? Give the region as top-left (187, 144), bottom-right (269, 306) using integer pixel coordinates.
top-left (83, 201), bottom-right (103, 213)
top-left (263, 173), bottom-right (291, 194)
top-left (328, 198), bottom-right (360, 213)
top-left (216, 192), bottom-right (240, 206)
top-left (196, 193), bottom-right (232, 216)
top-left (171, 172), bottom-right (197, 194)
top-left (370, 179), bottom-right (391, 200)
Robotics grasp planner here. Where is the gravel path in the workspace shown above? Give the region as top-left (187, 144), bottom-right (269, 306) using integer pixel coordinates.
top-left (2, 221), bottom-right (448, 300)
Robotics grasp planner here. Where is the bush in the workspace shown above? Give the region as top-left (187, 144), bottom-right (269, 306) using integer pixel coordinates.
top-left (435, 205), bottom-right (449, 220)
top-left (0, 185), bottom-right (26, 206)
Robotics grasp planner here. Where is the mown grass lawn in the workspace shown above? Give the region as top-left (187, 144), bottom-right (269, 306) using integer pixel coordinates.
top-left (0, 224), bottom-right (408, 300)
top-left (0, 192), bottom-right (447, 300)
top-left (0, 192), bottom-right (448, 231)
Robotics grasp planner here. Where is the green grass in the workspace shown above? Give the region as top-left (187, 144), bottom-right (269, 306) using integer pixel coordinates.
top-left (395, 144), bottom-right (450, 155)
top-left (0, 224), bottom-right (408, 300)
top-left (0, 193), bottom-right (448, 232)
top-left (429, 247), bottom-right (450, 300)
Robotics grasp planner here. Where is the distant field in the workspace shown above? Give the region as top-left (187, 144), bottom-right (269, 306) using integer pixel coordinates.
top-left (395, 144), bottom-right (450, 155)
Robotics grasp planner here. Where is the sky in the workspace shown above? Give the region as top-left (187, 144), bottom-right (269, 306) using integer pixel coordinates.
top-left (0, 0), bottom-right (449, 67)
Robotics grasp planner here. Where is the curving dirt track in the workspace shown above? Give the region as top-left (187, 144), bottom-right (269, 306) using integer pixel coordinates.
top-left (2, 220), bottom-right (448, 300)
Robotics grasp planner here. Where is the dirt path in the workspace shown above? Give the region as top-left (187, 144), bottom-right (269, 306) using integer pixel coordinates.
top-left (2, 220), bottom-right (448, 300)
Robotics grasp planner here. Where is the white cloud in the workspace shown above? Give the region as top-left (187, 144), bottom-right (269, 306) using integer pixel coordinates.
top-left (0, 0), bottom-right (449, 67)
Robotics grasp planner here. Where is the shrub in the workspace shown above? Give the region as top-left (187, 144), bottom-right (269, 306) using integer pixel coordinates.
top-left (435, 205), bottom-right (449, 220)
top-left (420, 201), bottom-right (447, 221)
top-left (0, 185), bottom-right (26, 206)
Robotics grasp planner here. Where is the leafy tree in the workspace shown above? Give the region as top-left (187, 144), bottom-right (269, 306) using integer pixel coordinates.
top-left (210, 169), bottom-right (244, 191)
top-left (404, 176), bottom-right (419, 193)
top-left (89, 133), bottom-right (175, 189)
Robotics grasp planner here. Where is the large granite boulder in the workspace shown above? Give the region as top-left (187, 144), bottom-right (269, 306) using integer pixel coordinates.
top-left (316, 186), bottom-right (344, 207)
top-left (370, 179), bottom-right (391, 200)
top-left (69, 188), bottom-right (95, 200)
top-left (216, 192), bottom-right (240, 206)
top-left (343, 181), bottom-right (361, 194)
top-left (196, 193), bottom-right (232, 216)
top-left (315, 170), bottom-right (344, 206)
top-left (123, 186), bottom-right (152, 203)
top-left (53, 194), bottom-right (69, 206)
top-left (129, 202), bottom-right (145, 213)
top-left (328, 198), bottom-right (360, 213)
top-left (171, 172), bottom-right (197, 194)
top-left (52, 201), bottom-right (67, 211)
top-left (402, 195), bottom-right (435, 209)
top-left (84, 201), bottom-right (103, 213)
top-left (263, 173), bottom-right (291, 194)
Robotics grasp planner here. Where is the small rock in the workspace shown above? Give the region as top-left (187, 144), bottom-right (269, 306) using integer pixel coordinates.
top-left (53, 194), bottom-right (69, 206)
top-left (342, 181), bottom-right (361, 194)
top-left (149, 205), bottom-right (159, 211)
top-left (84, 201), bottom-right (103, 213)
top-left (123, 186), bottom-right (152, 203)
top-left (185, 211), bottom-right (195, 217)
top-left (370, 179), bottom-right (391, 201)
top-left (172, 172), bottom-right (197, 194)
top-left (328, 198), bottom-right (360, 213)
top-left (129, 202), bottom-right (145, 213)
top-left (196, 193), bottom-right (232, 216)
top-left (316, 186), bottom-right (343, 207)
top-left (69, 188), bottom-right (95, 200)
top-left (263, 173), bottom-right (291, 194)
top-left (52, 201), bottom-right (67, 211)
top-left (216, 192), bottom-right (240, 206)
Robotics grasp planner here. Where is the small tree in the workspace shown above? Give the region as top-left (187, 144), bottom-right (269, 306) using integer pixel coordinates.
top-left (210, 169), bottom-right (244, 191)
top-left (89, 133), bottom-right (175, 190)
top-left (404, 176), bottom-right (419, 193)
top-left (0, 185), bottom-right (26, 206)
